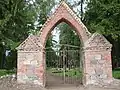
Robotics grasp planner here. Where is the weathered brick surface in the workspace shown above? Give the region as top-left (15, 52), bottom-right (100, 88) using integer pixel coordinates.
top-left (17, 1), bottom-right (113, 87)
top-left (39, 2), bottom-right (91, 47)
top-left (83, 33), bottom-right (112, 85)
top-left (17, 51), bottom-right (45, 86)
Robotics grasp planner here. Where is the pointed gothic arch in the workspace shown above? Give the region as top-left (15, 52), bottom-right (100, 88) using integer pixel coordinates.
top-left (17, 1), bottom-right (113, 87)
top-left (39, 2), bottom-right (91, 47)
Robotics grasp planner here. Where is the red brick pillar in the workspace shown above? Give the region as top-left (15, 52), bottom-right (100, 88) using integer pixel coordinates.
top-left (83, 33), bottom-right (113, 86)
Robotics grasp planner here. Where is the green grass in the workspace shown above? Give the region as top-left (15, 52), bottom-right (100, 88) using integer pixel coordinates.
top-left (113, 68), bottom-right (120, 79)
top-left (47, 68), bottom-right (120, 79)
top-left (0, 69), bottom-right (15, 77)
top-left (0, 68), bottom-right (119, 79)
top-left (47, 68), bottom-right (83, 78)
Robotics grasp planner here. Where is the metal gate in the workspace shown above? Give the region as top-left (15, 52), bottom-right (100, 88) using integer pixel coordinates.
top-left (46, 48), bottom-right (83, 85)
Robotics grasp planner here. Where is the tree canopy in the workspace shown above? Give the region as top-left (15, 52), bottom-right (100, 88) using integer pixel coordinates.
top-left (84, 0), bottom-right (120, 40)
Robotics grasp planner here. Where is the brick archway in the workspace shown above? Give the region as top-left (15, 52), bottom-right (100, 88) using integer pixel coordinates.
top-left (39, 7), bottom-right (91, 47)
top-left (40, 18), bottom-right (88, 47)
top-left (17, 1), bottom-right (113, 87)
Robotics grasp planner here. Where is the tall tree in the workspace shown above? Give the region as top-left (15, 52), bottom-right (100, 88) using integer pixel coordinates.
top-left (84, 0), bottom-right (120, 68)
top-left (58, 22), bottom-right (81, 50)
top-left (0, 0), bottom-right (37, 68)
top-left (0, 0), bottom-right (56, 69)
top-left (0, 0), bottom-right (37, 49)
top-left (34, 0), bottom-right (56, 31)
top-left (71, 0), bottom-right (86, 20)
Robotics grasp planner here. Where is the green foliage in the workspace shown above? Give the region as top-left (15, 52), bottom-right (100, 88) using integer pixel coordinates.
top-left (0, 0), bottom-right (36, 49)
top-left (84, 0), bottom-right (120, 40)
top-left (58, 22), bottom-right (81, 50)
top-left (5, 50), bottom-right (17, 69)
top-left (0, 0), bottom-right (38, 69)
top-left (35, 0), bottom-right (56, 30)
top-left (84, 0), bottom-right (120, 68)
top-left (0, 0), bottom-right (56, 69)
top-left (46, 51), bottom-right (58, 68)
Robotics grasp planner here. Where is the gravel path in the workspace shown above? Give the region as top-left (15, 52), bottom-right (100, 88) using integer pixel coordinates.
top-left (0, 74), bottom-right (119, 90)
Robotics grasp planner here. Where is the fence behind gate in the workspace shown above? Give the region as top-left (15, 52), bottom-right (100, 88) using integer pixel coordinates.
top-left (46, 48), bottom-right (83, 85)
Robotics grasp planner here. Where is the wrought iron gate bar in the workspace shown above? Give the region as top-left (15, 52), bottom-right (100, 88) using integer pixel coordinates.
top-left (45, 44), bottom-right (80, 49)
top-left (46, 49), bottom-right (83, 85)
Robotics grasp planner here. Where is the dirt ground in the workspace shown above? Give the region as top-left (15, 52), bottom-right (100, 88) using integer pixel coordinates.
top-left (0, 74), bottom-right (120, 90)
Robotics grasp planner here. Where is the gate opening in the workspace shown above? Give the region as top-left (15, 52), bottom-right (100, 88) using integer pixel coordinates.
top-left (17, 2), bottom-right (113, 87)
top-left (45, 22), bottom-right (83, 87)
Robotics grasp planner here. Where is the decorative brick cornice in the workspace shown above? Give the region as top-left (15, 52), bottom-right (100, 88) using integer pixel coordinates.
top-left (83, 46), bottom-right (112, 52)
top-left (84, 32), bottom-right (112, 51)
top-left (16, 35), bottom-right (44, 51)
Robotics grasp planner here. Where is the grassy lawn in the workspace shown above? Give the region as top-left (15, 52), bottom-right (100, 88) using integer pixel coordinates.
top-left (0, 69), bottom-right (15, 77)
top-left (47, 68), bottom-right (83, 78)
top-left (0, 68), bottom-right (119, 79)
top-left (113, 68), bottom-right (120, 79)
top-left (47, 68), bottom-right (120, 79)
